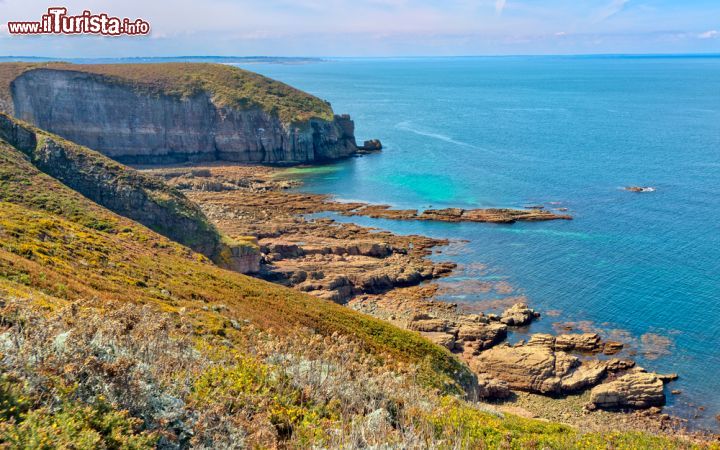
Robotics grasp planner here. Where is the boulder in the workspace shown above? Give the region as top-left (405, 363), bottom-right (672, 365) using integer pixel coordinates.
top-left (500, 303), bottom-right (537, 326)
top-left (625, 186), bottom-right (655, 193)
top-left (457, 323), bottom-right (507, 349)
top-left (555, 333), bottom-right (602, 353)
top-left (421, 331), bottom-right (456, 350)
top-left (409, 318), bottom-right (448, 333)
top-left (560, 360), bottom-right (607, 392)
top-left (605, 358), bottom-right (635, 372)
top-left (477, 374), bottom-right (512, 399)
top-left (472, 344), bottom-right (610, 395)
top-left (590, 372), bottom-right (665, 409)
top-left (359, 139), bottom-right (383, 152)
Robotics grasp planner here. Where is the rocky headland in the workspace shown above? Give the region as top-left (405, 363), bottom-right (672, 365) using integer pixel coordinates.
top-left (0, 62), bottom-right (372, 165)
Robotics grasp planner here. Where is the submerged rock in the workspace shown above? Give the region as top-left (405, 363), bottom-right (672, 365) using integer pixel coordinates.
top-left (625, 186), bottom-right (656, 193)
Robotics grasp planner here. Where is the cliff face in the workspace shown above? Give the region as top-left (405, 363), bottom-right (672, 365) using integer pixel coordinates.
top-left (10, 68), bottom-right (359, 165)
top-left (0, 112), bottom-right (260, 273)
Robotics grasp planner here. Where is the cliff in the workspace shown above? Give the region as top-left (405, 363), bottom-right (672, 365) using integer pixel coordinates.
top-left (0, 62), bottom-right (359, 165)
top-left (0, 112), bottom-right (259, 272)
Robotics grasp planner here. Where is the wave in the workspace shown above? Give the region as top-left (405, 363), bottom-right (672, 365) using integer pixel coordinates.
top-left (498, 227), bottom-right (598, 240)
top-left (496, 107), bottom-right (567, 113)
top-left (394, 121), bottom-right (499, 155)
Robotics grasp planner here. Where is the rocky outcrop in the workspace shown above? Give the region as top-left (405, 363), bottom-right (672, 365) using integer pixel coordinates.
top-left (471, 343), bottom-right (609, 395)
top-left (345, 205), bottom-right (572, 224)
top-left (590, 372), bottom-right (665, 409)
top-left (0, 112), bottom-right (260, 272)
top-left (9, 67), bottom-right (360, 165)
top-left (477, 374), bottom-right (512, 399)
top-left (500, 303), bottom-right (538, 326)
top-left (357, 139), bottom-right (383, 153)
top-left (405, 309), bottom-right (509, 357)
top-left (528, 332), bottom-right (621, 354)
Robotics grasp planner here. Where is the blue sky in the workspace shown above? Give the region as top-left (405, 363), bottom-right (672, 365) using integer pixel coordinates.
top-left (0, 0), bottom-right (718, 56)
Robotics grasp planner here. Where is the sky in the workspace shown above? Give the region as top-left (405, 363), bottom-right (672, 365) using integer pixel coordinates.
top-left (0, 0), bottom-right (718, 57)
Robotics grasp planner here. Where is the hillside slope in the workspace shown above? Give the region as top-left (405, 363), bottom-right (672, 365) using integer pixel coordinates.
top-left (0, 112), bottom-right (259, 272)
top-left (0, 62), bottom-right (359, 164)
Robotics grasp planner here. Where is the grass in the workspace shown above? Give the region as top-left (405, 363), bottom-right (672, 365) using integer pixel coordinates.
top-left (0, 62), bottom-right (334, 124)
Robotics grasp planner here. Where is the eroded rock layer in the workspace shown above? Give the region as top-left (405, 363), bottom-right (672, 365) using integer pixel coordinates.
top-left (10, 67), bottom-right (359, 165)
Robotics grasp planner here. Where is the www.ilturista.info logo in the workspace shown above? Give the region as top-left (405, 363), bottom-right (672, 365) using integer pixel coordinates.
top-left (7, 7), bottom-right (150, 36)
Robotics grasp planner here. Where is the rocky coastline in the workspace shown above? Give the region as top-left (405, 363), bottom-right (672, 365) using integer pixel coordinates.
top-left (140, 162), bottom-right (717, 442)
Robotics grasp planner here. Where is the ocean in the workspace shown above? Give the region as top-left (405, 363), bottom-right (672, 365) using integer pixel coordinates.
top-left (232, 56), bottom-right (720, 428)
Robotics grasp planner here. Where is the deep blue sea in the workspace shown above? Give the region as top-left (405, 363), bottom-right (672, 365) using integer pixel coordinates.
top-left (233, 56), bottom-right (720, 427)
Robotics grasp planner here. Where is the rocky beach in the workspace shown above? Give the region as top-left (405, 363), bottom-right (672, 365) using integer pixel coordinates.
top-left (140, 162), bottom-right (718, 443)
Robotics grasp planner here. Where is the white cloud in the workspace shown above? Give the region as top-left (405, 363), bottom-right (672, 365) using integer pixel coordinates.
top-left (495, 0), bottom-right (506, 16)
top-left (698, 30), bottom-right (718, 39)
top-left (555, 31), bottom-right (567, 37)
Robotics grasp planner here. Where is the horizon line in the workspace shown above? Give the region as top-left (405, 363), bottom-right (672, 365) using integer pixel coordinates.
top-left (1, 52), bottom-right (720, 61)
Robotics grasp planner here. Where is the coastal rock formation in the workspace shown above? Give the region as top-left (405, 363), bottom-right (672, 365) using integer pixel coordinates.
top-left (590, 372), bottom-right (665, 409)
top-left (145, 165), bottom-right (468, 302)
top-left (358, 139), bottom-right (383, 153)
top-left (555, 333), bottom-right (603, 353)
top-left (140, 164), bottom-right (675, 411)
top-left (471, 344), bottom-right (608, 395)
top-left (346, 205), bottom-right (572, 224)
top-left (500, 303), bottom-right (538, 326)
top-left (4, 63), bottom-right (366, 165)
top-left (477, 374), bottom-right (512, 399)
top-left (527, 333), bottom-right (616, 354)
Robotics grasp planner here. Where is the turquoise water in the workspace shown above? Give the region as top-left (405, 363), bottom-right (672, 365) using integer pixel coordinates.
top-left (234, 57), bottom-right (720, 428)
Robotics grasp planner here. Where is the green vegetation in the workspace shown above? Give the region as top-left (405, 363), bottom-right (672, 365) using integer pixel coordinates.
top-left (0, 377), bottom-right (156, 450)
top-left (0, 62), bottom-right (334, 123)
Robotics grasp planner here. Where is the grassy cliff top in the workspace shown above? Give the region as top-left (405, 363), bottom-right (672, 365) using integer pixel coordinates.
top-left (0, 62), bottom-right (334, 123)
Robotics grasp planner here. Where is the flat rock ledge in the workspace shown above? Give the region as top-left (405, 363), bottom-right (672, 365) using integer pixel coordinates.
top-left (344, 205), bottom-right (572, 224)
